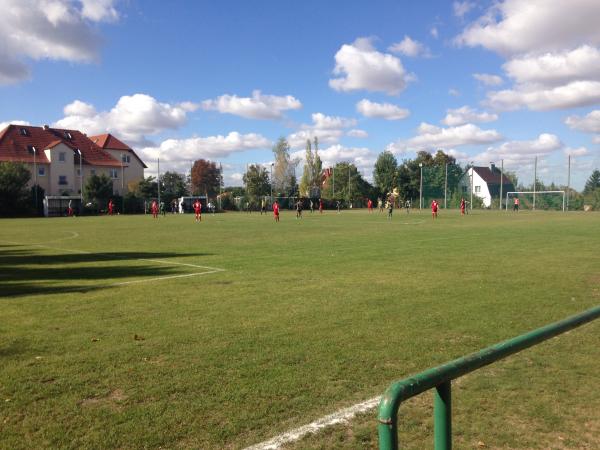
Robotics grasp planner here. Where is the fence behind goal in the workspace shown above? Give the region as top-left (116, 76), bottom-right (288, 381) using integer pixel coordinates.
top-left (506, 191), bottom-right (565, 211)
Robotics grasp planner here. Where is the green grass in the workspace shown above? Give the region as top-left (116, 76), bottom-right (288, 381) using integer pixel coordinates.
top-left (1, 209), bottom-right (599, 449)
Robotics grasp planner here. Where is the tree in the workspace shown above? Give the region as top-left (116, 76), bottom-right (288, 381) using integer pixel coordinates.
top-left (299, 139), bottom-right (314, 197)
top-left (161, 171), bottom-right (188, 200)
top-left (321, 162), bottom-right (373, 202)
top-left (84, 173), bottom-right (113, 206)
top-left (132, 176), bottom-right (158, 198)
top-left (583, 169), bottom-right (600, 194)
top-left (191, 159), bottom-right (221, 196)
top-left (0, 162), bottom-right (31, 215)
top-left (243, 164), bottom-right (271, 200)
top-left (374, 151), bottom-right (398, 195)
top-left (272, 137), bottom-right (298, 196)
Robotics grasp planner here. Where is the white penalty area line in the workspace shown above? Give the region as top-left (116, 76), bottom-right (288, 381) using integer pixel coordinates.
top-left (244, 396), bottom-right (381, 450)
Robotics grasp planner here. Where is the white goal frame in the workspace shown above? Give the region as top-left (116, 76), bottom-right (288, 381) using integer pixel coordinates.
top-left (505, 191), bottom-right (565, 212)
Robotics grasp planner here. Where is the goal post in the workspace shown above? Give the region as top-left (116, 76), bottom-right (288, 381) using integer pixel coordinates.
top-left (506, 191), bottom-right (565, 211)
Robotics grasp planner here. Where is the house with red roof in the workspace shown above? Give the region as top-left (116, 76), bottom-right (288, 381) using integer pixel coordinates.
top-left (460, 163), bottom-right (515, 207)
top-left (0, 124), bottom-right (146, 197)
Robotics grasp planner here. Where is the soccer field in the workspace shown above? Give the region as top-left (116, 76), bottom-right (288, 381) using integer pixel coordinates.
top-left (1, 210), bottom-right (599, 449)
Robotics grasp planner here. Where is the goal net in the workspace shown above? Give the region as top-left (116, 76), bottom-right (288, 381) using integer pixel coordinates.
top-left (506, 191), bottom-right (565, 211)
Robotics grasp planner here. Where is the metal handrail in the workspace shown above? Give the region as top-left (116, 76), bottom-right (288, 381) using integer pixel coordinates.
top-left (378, 305), bottom-right (600, 449)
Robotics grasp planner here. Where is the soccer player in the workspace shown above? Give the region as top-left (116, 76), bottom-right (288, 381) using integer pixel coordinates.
top-left (514, 197), bottom-right (519, 212)
top-left (108, 199), bottom-right (114, 216)
top-left (151, 200), bottom-right (158, 218)
top-left (405, 199), bottom-right (411, 214)
top-left (193, 199), bottom-right (202, 222)
top-left (387, 199), bottom-right (393, 219)
top-left (260, 199), bottom-right (266, 215)
top-left (460, 198), bottom-right (466, 216)
top-left (319, 198), bottom-right (324, 214)
top-left (160, 201), bottom-right (165, 216)
top-left (336, 200), bottom-right (341, 213)
top-left (367, 198), bottom-right (373, 213)
top-left (295, 199), bottom-right (303, 219)
top-left (67, 199), bottom-right (74, 217)
top-left (310, 199), bottom-right (314, 213)
top-left (273, 200), bottom-right (280, 222)
top-left (431, 199), bottom-right (439, 219)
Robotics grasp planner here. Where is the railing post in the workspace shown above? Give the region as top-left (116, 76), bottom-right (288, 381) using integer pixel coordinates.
top-left (378, 410), bottom-right (398, 450)
top-left (434, 381), bottom-right (452, 450)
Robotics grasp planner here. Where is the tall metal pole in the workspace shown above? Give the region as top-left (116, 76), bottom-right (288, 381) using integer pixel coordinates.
top-left (419, 163), bottom-right (423, 210)
top-left (78, 149), bottom-right (83, 207)
top-left (270, 163), bottom-right (273, 204)
top-left (533, 156), bottom-right (537, 210)
top-left (157, 152), bottom-right (161, 206)
top-left (348, 164), bottom-right (351, 203)
top-left (219, 162), bottom-right (223, 210)
top-left (444, 162), bottom-right (448, 209)
top-left (121, 154), bottom-right (125, 214)
top-left (567, 154), bottom-right (571, 211)
top-left (33, 147), bottom-right (37, 212)
top-left (500, 159), bottom-right (504, 210)
top-left (332, 166), bottom-right (335, 197)
top-left (469, 163), bottom-right (473, 211)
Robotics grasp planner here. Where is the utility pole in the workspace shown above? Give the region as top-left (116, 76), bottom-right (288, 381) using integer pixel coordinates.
top-left (444, 162), bottom-right (448, 209)
top-left (533, 156), bottom-right (537, 210)
top-left (157, 151), bottom-right (161, 207)
top-left (470, 163), bottom-right (473, 211)
top-left (33, 147), bottom-right (38, 213)
top-left (270, 163), bottom-right (274, 204)
top-left (348, 164), bottom-right (351, 203)
top-left (419, 163), bottom-right (423, 210)
top-left (567, 154), bottom-right (571, 211)
top-left (332, 166), bottom-right (335, 197)
top-left (500, 159), bottom-right (504, 210)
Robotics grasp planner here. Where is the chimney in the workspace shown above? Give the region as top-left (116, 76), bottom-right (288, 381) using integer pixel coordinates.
top-left (490, 162), bottom-right (496, 172)
top-left (43, 124), bottom-right (49, 130)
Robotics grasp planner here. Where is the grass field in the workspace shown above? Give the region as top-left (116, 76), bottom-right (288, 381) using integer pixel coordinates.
top-left (1, 209), bottom-right (599, 449)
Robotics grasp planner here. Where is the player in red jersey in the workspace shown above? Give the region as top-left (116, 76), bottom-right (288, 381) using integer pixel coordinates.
top-left (107, 199), bottom-right (114, 216)
top-left (460, 197), bottom-right (466, 216)
top-left (151, 200), bottom-right (158, 218)
top-left (193, 199), bottom-right (202, 222)
top-left (319, 198), bottom-right (324, 214)
top-left (513, 197), bottom-right (519, 212)
top-left (367, 198), bottom-right (373, 213)
top-left (431, 199), bottom-right (438, 219)
top-left (273, 200), bottom-right (280, 222)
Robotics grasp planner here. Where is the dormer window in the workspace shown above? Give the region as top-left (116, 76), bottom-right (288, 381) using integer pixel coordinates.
top-left (20, 128), bottom-right (29, 136)
top-left (122, 154), bottom-right (131, 163)
top-left (27, 145), bottom-right (36, 154)
top-left (64, 131), bottom-right (73, 140)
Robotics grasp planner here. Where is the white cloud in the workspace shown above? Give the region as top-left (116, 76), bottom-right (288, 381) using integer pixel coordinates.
top-left (565, 110), bottom-right (600, 133)
top-left (388, 36), bottom-right (431, 57)
top-left (288, 112), bottom-right (357, 148)
top-left (292, 144), bottom-right (376, 177)
top-left (329, 37), bottom-right (411, 95)
top-left (0, 0), bottom-right (119, 84)
top-left (473, 73), bottom-right (503, 86)
top-left (201, 90), bottom-right (302, 119)
top-left (503, 46), bottom-right (600, 87)
top-left (442, 106), bottom-right (498, 126)
top-left (563, 146), bottom-right (589, 157)
top-left (486, 81), bottom-right (600, 111)
top-left (448, 88), bottom-right (461, 97)
top-left (54, 94), bottom-right (200, 146)
top-left (356, 99), bottom-right (410, 120)
top-left (0, 120), bottom-right (31, 131)
top-left (456, 0), bottom-right (600, 56)
top-left (140, 132), bottom-right (271, 176)
top-left (387, 123), bottom-right (502, 154)
top-left (430, 27), bottom-right (439, 39)
top-left (453, 1), bottom-right (475, 18)
top-left (472, 133), bottom-right (562, 166)
top-left (347, 129), bottom-right (368, 138)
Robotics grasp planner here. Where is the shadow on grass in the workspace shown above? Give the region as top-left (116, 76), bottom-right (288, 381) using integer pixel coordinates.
top-left (0, 246), bottom-right (213, 298)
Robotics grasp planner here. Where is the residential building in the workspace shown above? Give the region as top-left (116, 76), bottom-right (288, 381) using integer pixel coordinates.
top-left (459, 163), bottom-right (515, 207)
top-left (0, 124), bottom-right (146, 197)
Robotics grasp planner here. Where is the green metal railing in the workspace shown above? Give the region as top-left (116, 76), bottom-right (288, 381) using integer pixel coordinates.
top-left (378, 305), bottom-right (600, 450)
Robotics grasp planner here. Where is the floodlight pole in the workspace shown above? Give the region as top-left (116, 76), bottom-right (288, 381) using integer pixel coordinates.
top-left (566, 155), bottom-right (571, 211)
top-left (469, 162), bottom-right (473, 211)
top-left (219, 162), bottom-right (223, 210)
top-left (332, 166), bottom-right (335, 197)
top-left (500, 159), bottom-right (504, 210)
top-left (533, 156), bottom-right (537, 210)
top-left (270, 163), bottom-right (274, 204)
top-left (419, 163), bottom-right (423, 211)
top-left (348, 164), bottom-right (351, 203)
top-left (444, 162), bottom-right (448, 209)
top-left (157, 152), bottom-right (161, 206)
top-left (33, 147), bottom-right (38, 213)
top-left (77, 149), bottom-right (83, 208)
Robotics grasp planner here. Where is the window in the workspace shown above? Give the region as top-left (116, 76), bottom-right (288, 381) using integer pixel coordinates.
top-left (64, 131), bottom-right (72, 140)
top-left (122, 153), bottom-right (131, 163)
top-left (110, 168), bottom-right (118, 179)
top-left (59, 175), bottom-right (68, 185)
top-left (90, 169), bottom-right (96, 176)
top-left (38, 167), bottom-right (45, 176)
top-left (58, 152), bottom-right (66, 162)
top-left (20, 128), bottom-right (29, 136)
top-left (27, 145), bottom-right (36, 154)
top-left (475, 186), bottom-right (481, 193)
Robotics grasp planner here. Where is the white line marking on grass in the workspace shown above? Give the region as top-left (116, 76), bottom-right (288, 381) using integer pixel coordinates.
top-left (244, 396), bottom-right (381, 450)
top-left (110, 269), bottom-right (224, 286)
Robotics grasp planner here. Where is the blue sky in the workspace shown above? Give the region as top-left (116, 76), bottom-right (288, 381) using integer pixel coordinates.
top-left (1, 0), bottom-right (599, 189)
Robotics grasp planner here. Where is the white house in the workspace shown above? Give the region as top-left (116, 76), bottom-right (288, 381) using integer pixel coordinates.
top-left (459, 164), bottom-right (515, 207)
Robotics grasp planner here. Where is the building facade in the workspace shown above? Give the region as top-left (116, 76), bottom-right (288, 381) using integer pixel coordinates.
top-left (0, 124), bottom-right (146, 197)
top-left (459, 164), bottom-right (515, 207)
